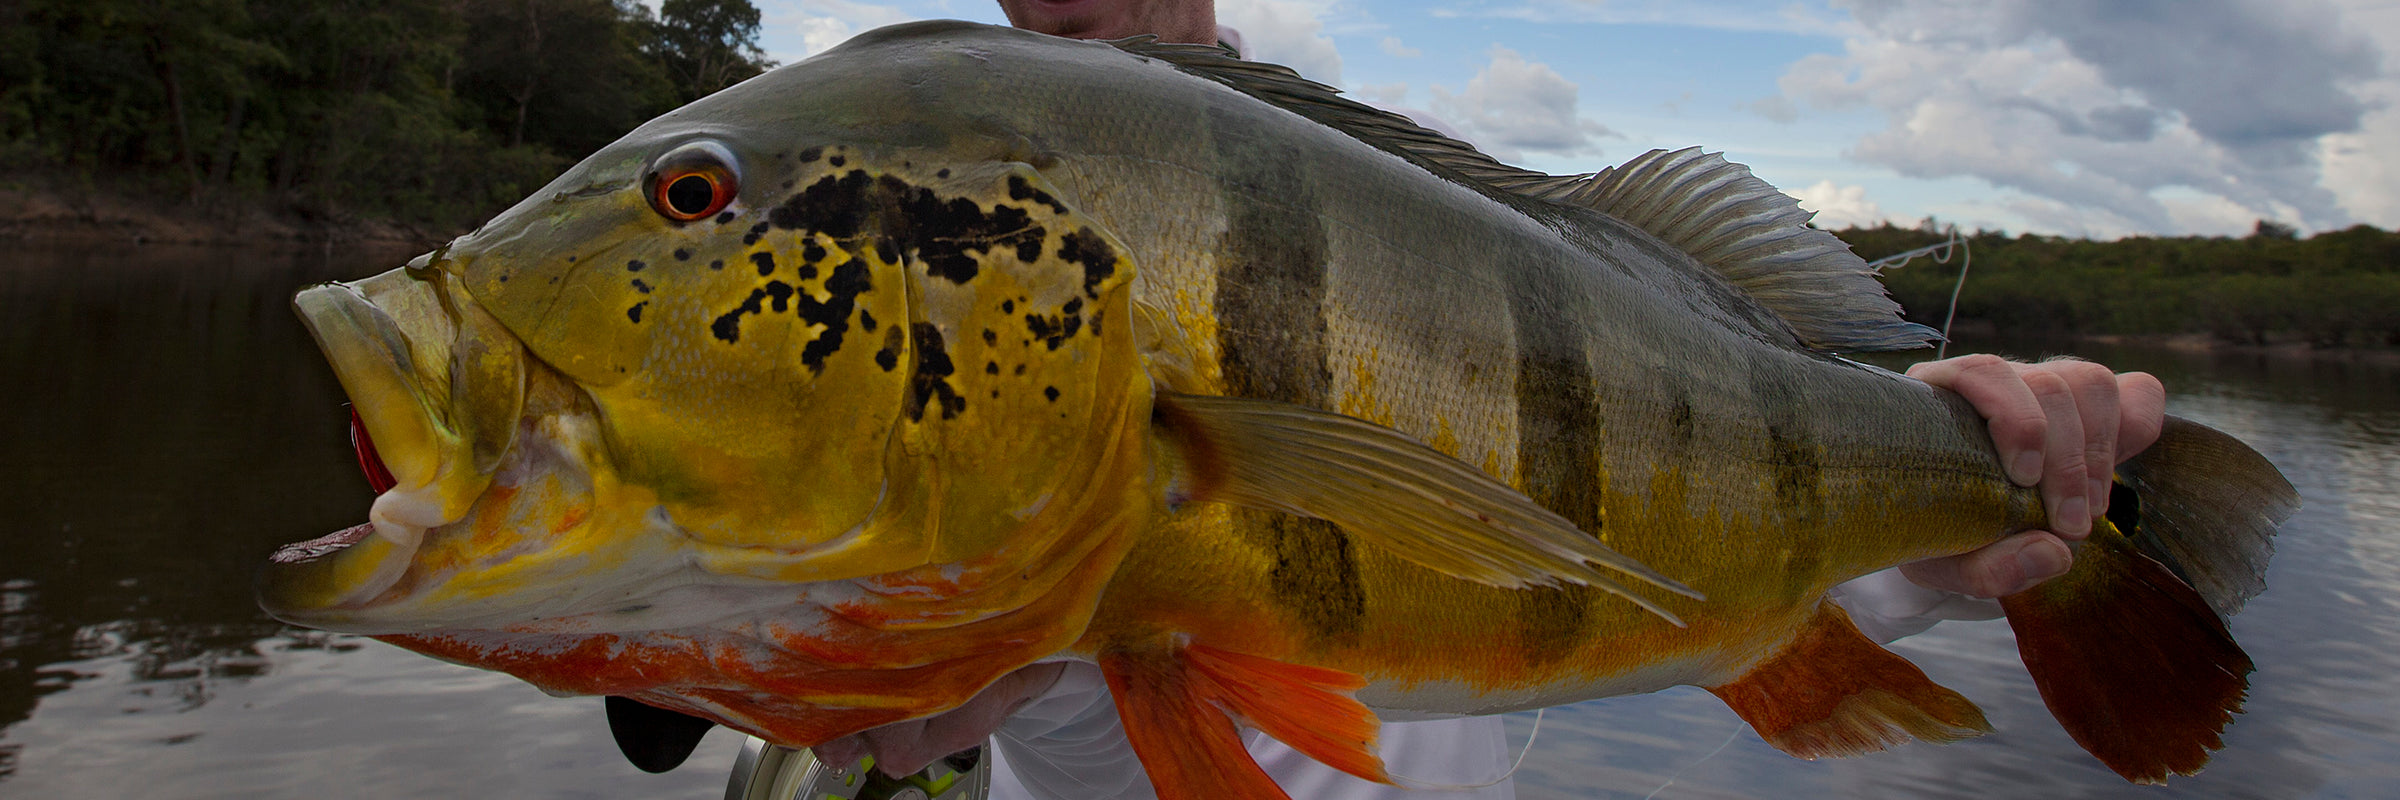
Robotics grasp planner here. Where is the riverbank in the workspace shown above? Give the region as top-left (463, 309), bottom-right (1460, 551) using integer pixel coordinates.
top-left (2079, 331), bottom-right (2400, 367)
top-left (0, 184), bottom-right (457, 248)
top-left (1935, 319), bottom-right (2400, 367)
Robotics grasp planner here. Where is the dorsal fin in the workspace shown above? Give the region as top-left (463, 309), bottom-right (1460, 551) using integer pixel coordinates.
top-left (1566, 148), bottom-right (1939, 352)
top-left (1113, 38), bottom-right (1939, 353)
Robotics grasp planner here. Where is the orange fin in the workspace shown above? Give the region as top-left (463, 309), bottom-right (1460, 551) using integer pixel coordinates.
top-left (2001, 520), bottom-right (2252, 784)
top-left (1100, 643), bottom-right (1389, 800)
top-left (1707, 603), bottom-right (1991, 758)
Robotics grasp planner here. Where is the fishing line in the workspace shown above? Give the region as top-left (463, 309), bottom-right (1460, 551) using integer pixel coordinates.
top-left (1385, 708), bottom-right (1545, 792)
top-left (1641, 721), bottom-right (1744, 800)
top-left (1864, 225), bottom-right (1973, 359)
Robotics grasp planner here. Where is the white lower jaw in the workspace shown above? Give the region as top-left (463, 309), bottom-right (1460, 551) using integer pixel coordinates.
top-left (336, 487), bottom-right (447, 607)
top-left (369, 488), bottom-right (447, 548)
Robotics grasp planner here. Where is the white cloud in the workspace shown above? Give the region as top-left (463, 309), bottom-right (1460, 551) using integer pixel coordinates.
top-left (1218, 0), bottom-right (1346, 84)
top-left (1448, 0), bottom-right (1859, 37)
top-left (1791, 180), bottom-right (1890, 229)
top-left (1431, 46), bottom-right (1616, 161)
top-left (1379, 36), bottom-right (1423, 58)
top-left (1770, 0), bottom-right (2391, 236)
top-left (2318, 0), bottom-right (2400, 229)
top-left (762, 0), bottom-right (920, 62)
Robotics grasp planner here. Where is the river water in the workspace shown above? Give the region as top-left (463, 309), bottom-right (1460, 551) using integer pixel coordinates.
top-left (0, 244), bottom-right (2393, 798)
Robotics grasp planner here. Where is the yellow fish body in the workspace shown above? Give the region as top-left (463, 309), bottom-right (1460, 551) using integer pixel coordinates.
top-left (257, 21), bottom-right (2296, 796)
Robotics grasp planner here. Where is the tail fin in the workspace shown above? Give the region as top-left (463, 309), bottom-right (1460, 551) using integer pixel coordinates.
top-left (2000, 415), bottom-right (2296, 783)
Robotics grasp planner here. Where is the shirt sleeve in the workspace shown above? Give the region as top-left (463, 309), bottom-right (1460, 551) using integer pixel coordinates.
top-left (1826, 567), bottom-right (2004, 644)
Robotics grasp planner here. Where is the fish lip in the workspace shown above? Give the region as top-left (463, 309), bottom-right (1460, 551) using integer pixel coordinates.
top-left (263, 277), bottom-right (456, 622)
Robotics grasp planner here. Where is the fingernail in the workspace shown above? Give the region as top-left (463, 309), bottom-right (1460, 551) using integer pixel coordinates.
top-left (2010, 451), bottom-right (2043, 486)
top-left (2056, 495), bottom-right (2090, 536)
top-left (2088, 477), bottom-right (2110, 515)
top-left (2015, 547), bottom-right (2067, 591)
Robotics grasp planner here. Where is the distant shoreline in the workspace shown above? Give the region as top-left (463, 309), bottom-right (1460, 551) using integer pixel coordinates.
top-left (1939, 320), bottom-right (2400, 364)
top-left (0, 185), bottom-right (456, 249)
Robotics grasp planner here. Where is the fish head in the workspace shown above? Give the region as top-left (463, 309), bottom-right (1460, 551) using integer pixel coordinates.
top-left (259, 30), bottom-right (1156, 667)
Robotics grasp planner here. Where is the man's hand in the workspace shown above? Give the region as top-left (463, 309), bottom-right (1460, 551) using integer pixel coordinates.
top-left (1900, 354), bottom-right (2166, 598)
top-left (812, 662), bottom-right (1070, 777)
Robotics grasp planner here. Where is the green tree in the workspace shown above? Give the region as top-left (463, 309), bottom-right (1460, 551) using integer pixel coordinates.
top-left (454, 0), bottom-right (674, 158)
top-left (643, 0), bottom-right (775, 104)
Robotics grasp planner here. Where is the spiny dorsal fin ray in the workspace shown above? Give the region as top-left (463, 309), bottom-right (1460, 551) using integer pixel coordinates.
top-left (1113, 38), bottom-right (1939, 353)
top-left (1574, 148), bottom-right (1939, 352)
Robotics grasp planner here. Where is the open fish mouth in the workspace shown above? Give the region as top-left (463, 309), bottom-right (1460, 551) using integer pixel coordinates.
top-left (258, 266), bottom-right (528, 627)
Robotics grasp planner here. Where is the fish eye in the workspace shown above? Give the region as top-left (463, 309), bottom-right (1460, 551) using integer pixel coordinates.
top-left (645, 141), bottom-right (741, 222)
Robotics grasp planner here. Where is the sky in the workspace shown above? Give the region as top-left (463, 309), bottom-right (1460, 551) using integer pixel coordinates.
top-left (740, 0), bottom-right (2400, 240)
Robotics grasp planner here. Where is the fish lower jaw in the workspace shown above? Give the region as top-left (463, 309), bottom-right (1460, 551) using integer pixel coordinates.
top-left (368, 488), bottom-right (447, 548)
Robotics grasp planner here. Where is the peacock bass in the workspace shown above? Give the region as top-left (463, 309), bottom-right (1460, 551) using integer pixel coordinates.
top-left (256, 20), bottom-right (2297, 798)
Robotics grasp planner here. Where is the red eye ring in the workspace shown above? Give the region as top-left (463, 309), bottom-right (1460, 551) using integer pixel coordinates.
top-left (645, 140), bottom-right (742, 222)
top-left (650, 164), bottom-right (737, 222)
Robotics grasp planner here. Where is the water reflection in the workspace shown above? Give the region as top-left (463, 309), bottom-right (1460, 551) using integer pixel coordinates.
top-left (0, 244), bottom-right (2394, 797)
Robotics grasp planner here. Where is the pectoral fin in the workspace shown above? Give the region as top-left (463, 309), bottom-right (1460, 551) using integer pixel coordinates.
top-left (1153, 392), bottom-right (1698, 621)
top-left (1100, 642), bottom-right (1388, 800)
top-left (1706, 603), bottom-right (1990, 758)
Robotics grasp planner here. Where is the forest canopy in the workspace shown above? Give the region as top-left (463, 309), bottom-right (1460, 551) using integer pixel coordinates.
top-left (1848, 220), bottom-right (2400, 349)
top-left (1, 0), bottom-right (773, 226)
top-left (3, 1), bottom-right (2391, 347)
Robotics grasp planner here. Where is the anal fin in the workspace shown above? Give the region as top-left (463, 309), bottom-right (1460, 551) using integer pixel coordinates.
top-left (2001, 520), bottom-right (2252, 784)
top-left (1100, 642), bottom-right (1389, 800)
top-left (1707, 603), bottom-right (1991, 758)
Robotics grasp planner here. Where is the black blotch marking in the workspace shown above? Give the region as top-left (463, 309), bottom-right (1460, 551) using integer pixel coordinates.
top-left (1006, 174), bottom-right (1069, 215)
top-left (1058, 228), bottom-right (1117, 298)
top-left (1089, 309), bottom-right (1103, 336)
top-left (630, 278), bottom-right (653, 294)
top-left (904, 323), bottom-right (966, 421)
top-left (828, 154), bottom-right (846, 167)
top-left (744, 221), bottom-right (770, 246)
top-left (751, 251), bottom-right (776, 277)
top-left (797, 146), bottom-right (823, 163)
top-left (768, 170), bottom-right (1050, 286)
top-left (1667, 391), bottom-right (1696, 450)
top-left (1043, 386), bottom-right (1059, 402)
top-left (935, 168), bottom-right (951, 179)
top-left (991, 389), bottom-right (1000, 399)
top-left (626, 259), bottom-right (647, 272)
top-left (794, 261), bottom-right (871, 372)
top-left (800, 265), bottom-right (818, 280)
top-left (673, 248), bottom-right (691, 261)
top-left (802, 242), bottom-right (827, 264)
top-left (860, 309), bottom-right (878, 332)
top-left (497, 274), bottom-right (509, 283)
top-left (1001, 299), bottom-right (1014, 314)
top-left (1501, 234), bottom-right (1621, 660)
top-left (1024, 313), bottom-right (1069, 350)
top-left (1209, 108), bottom-right (1360, 642)
top-left (981, 328), bottom-right (997, 346)
top-left (714, 211), bottom-right (736, 225)
top-left (1747, 358), bottom-right (1826, 603)
top-left (984, 361), bottom-right (999, 375)
top-left (710, 259), bottom-right (724, 271)
top-left (567, 255), bottom-right (578, 263)
top-left (874, 325), bottom-right (904, 372)
top-left (708, 260), bottom-right (871, 366)
top-left (627, 302), bottom-right (647, 323)
top-left (1012, 364), bottom-right (1025, 376)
